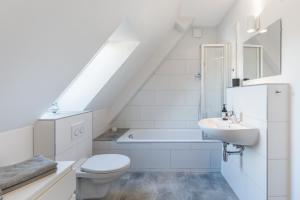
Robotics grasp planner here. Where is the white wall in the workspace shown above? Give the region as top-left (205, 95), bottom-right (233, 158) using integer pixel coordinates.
top-left (225, 86), bottom-right (268, 200)
top-left (224, 85), bottom-right (289, 200)
top-left (0, 0), bottom-right (122, 132)
top-left (113, 28), bottom-right (217, 128)
top-left (0, 126), bottom-right (33, 166)
top-left (0, 0), bottom-right (235, 152)
top-left (218, 0), bottom-right (300, 199)
top-left (106, 27), bottom-right (185, 124)
top-left (0, 0), bottom-right (182, 132)
top-left (92, 109), bottom-right (110, 138)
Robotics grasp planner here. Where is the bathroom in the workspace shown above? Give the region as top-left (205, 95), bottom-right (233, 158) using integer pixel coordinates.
top-left (0, 0), bottom-right (298, 199)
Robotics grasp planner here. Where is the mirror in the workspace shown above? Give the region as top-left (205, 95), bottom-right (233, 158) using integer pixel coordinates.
top-left (243, 19), bottom-right (282, 80)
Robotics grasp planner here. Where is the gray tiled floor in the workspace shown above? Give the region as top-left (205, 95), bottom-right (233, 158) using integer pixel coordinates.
top-left (102, 172), bottom-right (238, 200)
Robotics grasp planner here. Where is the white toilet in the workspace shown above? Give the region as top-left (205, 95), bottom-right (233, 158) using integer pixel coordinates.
top-left (76, 154), bottom-right (130, 200)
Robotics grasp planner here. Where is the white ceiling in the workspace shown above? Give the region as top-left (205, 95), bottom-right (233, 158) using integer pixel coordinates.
top-left (89, 0), bottom-right (238, 110)
top-left (0, 0), bottom-right (237, 132)
top-left (179, 0), bottom-right (237, 26)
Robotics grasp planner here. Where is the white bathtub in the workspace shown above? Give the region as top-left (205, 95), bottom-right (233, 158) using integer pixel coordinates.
top-left (94, 129), bottom-right (222, 172)
top-left (117, 129), bottom-right (212, 143)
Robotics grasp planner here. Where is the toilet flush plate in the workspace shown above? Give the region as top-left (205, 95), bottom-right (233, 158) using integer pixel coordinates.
top-left (71, 122), bottom-right (85, 140)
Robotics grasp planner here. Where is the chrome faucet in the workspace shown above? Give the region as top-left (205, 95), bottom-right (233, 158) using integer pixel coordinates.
top-left (228, 111), bottom-right (242, 123)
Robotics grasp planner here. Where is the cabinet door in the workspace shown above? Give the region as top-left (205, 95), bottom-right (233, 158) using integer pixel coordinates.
top-left (37, 170), bottom-right (76, 200)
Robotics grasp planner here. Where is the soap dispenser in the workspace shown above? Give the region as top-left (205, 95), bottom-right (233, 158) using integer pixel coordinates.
top-left (221, 104), bottom-right (228, 120)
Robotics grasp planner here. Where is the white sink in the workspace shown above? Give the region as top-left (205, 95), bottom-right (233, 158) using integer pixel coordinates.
top-left (198, 118), bottom-right (259, 146)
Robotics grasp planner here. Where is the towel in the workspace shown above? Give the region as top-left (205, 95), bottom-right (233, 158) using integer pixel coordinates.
top-left (0, 155), bottom-right (57, 194)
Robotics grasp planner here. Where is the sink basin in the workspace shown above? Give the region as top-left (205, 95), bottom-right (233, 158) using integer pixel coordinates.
top-left (198, 118), bottom-right (259, 146)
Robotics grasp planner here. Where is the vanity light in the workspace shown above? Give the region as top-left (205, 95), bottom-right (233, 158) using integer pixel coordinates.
top-left (246, 15), bottom-right (268, 34)
top-left (246, 15), bottom-right (257, 33)
top-left (256, 16), bottom-right (268, 34)
top-left (258, 28), bottom-right (268, 34)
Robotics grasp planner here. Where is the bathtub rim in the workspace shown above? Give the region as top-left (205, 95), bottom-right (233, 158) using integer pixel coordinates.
top-left (116, 128), bottom-right (220, 143)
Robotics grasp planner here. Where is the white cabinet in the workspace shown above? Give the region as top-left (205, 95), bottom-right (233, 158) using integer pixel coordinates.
top-left (34, 112), bottom-right (93, 161)
top-left (3, 161), bottom-right (75, 200)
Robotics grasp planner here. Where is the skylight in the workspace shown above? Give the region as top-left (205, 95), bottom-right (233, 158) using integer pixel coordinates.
top-left (50, 21), bottom-right (140, 112)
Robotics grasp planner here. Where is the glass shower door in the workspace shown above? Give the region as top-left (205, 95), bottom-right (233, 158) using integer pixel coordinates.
top-left (200, 45), bottom-right (227, 118)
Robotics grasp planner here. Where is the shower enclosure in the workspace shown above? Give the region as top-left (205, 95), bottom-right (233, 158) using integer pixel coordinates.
top-left (198, 44), bottom-right (230, 119)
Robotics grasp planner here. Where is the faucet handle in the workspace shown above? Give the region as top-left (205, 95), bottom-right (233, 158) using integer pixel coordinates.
top-left (228, 110), bottom-right (235, 117)
top-left (230, 111), bottom-right (243, 123)
top-left (238, 112), bottom-right (243, 122)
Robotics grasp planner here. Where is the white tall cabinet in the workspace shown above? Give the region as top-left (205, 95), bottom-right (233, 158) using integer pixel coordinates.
top-left (34, 111), bottom-right (93, 161)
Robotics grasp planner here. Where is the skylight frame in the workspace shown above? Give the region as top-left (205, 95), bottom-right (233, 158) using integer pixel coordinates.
top-left (47, 21), bottom-right (140, 113)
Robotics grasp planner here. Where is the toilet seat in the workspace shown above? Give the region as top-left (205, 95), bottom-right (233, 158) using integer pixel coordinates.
top-left (80, 154), bottom-right (130, 174)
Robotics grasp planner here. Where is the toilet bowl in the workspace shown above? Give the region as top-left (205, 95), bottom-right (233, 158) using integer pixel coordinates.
top-left (76, 154), bottom-right (130, 200)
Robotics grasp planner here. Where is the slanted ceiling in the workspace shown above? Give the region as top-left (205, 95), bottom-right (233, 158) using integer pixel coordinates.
top-left (0, 0), bottom-right (236, 132)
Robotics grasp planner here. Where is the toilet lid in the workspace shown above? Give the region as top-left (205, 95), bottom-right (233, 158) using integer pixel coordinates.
top-left (81, 154), bottom-right (130, 174)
